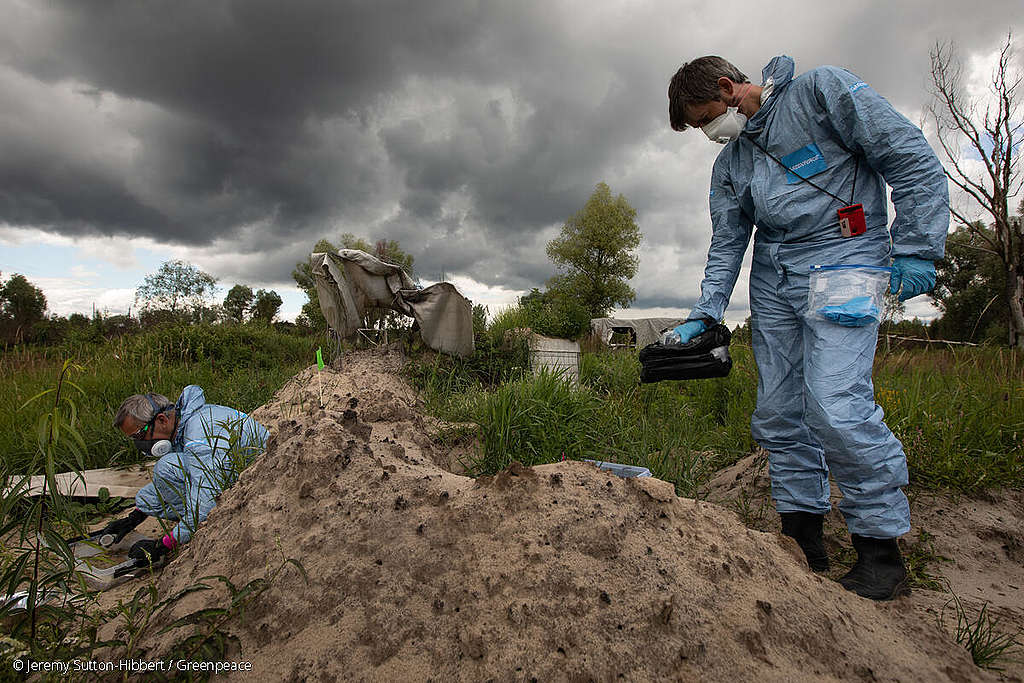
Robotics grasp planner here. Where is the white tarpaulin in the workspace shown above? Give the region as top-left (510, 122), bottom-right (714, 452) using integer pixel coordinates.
top-left (311, 250), bottom-right (474, 357)
top-left (590, 317), bottom-right (687, 349)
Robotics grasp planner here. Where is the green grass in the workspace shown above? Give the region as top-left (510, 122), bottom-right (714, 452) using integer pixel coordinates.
top-left (874, 348), bottom-right (1024, 492)
top-left (411, 341), bottom-right (1023, 496)
top-left (943, 593), bottom-right (1023, 670)
top-left (4, 324), bottom-right (1020, 494)
top-left (901, 529), bottom-right (951, 591)
top-left (411, 345), bottom-right (758, 496)
top-left (0, 324), bottom-right (321, 472)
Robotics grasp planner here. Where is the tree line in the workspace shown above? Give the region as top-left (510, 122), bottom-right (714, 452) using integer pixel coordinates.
top-left (2, 190), bottom-right (1019, 348)
top-left (0, 261), bottom-right (288, 346)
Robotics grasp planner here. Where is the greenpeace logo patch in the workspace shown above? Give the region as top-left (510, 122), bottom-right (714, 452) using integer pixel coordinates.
top-left (780, 143), bottom-right (828, 184)
top-left (791, 154), bottom-right (823, 171)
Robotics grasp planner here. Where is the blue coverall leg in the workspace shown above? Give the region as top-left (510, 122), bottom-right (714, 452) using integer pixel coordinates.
top-left (802, 292), bottom-right (911, 538)
top-left (749, 248), bottom-right (831, 517)
top-left (749, 241), bottom-right (910, 538)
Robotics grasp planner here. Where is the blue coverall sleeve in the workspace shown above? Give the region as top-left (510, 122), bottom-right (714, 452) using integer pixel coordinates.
top-left (169, 437), bottom-right (220, 545)
top-left (812, 67), bottom-right (949, 260)
top-left (690, 155), bottom-right (754, 322)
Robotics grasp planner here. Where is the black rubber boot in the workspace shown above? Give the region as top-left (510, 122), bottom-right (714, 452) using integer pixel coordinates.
top-left (839, 534), bottom-right (908, 601)
top-left (780, 512), bottom-right (830, 572)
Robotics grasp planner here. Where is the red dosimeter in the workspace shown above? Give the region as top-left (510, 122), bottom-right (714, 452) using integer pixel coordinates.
top-left (837, 204), bottom-right (866, 238)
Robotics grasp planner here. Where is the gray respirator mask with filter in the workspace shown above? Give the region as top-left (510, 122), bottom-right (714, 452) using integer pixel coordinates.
top-left (132, 394), bottom-right (173, 458)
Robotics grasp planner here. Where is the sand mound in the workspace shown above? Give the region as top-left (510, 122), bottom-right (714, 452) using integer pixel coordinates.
top-left (129, 348), bottom-right (989, 681)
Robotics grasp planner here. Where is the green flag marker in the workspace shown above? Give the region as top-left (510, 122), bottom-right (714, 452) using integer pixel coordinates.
top-left (316, 347), bottom-right (324, 370)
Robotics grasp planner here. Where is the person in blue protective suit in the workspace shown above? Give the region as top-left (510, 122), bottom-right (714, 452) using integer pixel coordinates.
top-left (667, 56), bottom-right (948, 600)
top-left (103, 387), bottom-right (270, 566)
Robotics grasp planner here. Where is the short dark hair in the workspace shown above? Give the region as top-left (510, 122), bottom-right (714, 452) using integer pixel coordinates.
top-left (668, 56), bottom-right (749, 131)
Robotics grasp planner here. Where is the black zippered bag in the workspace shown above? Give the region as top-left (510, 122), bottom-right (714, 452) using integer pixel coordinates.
top-left (638, 323), bottom-right (733, 383)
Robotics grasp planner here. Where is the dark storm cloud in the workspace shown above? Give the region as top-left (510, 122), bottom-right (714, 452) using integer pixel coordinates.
top-left (0, 158), bottom-right (170, 234)
top-left (0, 0), bottom-right (502, 248)
top-left (1, 0), bottom-right (664, 288)
top-left (0, 0), bottom-right (1021, 300)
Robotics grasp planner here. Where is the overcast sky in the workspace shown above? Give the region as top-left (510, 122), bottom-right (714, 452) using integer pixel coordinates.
top-left (1, 0), bottom-right (1021, 324)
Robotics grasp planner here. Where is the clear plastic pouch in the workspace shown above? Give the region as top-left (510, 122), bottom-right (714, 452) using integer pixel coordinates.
top-left (807, 264), bottom-right (891, 327)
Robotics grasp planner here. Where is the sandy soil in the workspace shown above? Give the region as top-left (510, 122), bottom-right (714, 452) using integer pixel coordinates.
top-left (93, 347), bottom-right (1014, 681)
top-left (704, 452), bottom-right (1024, 680)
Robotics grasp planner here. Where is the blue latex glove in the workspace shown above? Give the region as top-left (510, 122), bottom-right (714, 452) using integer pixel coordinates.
top-left (818, 296), bottom-right (880, 327)
top-left (890, 257), bottom-right (936, 302)
top-left (672, 319), bottom-right (708, 344)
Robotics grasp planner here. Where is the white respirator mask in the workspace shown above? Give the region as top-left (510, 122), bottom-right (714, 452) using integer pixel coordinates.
top-left (701, 108), bottom-right (747, 144)
top-left (701, 81), bottom-right (752, 144)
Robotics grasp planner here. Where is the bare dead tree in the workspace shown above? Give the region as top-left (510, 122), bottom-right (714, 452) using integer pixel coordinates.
top-left (929, 33), bottom-right (1024, 347)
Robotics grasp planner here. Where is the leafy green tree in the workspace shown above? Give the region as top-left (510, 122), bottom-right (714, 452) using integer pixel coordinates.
top-left (252, 289), bottom-right (283, 324)
top-left (931, 222), bottom-right (1007, 343)
top-left (0, 273), bottom-right (48, 343)
top-left (135, 260), bottom-right (218, 321)
top-left (223, 284), bottom-right (255, 323)
top-left (546, 182), bottom-right (642, 319)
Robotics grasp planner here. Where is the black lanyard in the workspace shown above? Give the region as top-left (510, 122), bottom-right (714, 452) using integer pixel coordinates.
top-left (748, 137), bottom-right (858, 207)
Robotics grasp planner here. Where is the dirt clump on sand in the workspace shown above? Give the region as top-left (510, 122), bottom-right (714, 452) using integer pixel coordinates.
top-left (126, 348), bottom-right (991, 681)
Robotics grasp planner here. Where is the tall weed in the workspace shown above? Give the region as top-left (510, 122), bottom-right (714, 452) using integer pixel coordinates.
top-left (464, 369), bottom-right (602, 474)
top-left (487, 305), bottom-right (533, 348)
top-left (0, 361), bottom-right (101, 665)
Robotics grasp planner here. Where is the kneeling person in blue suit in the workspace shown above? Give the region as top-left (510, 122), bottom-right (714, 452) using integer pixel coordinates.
top-left (104, 386), bottom-right (270, 565)
top-left (667, 55), bottom-right (948, 599)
